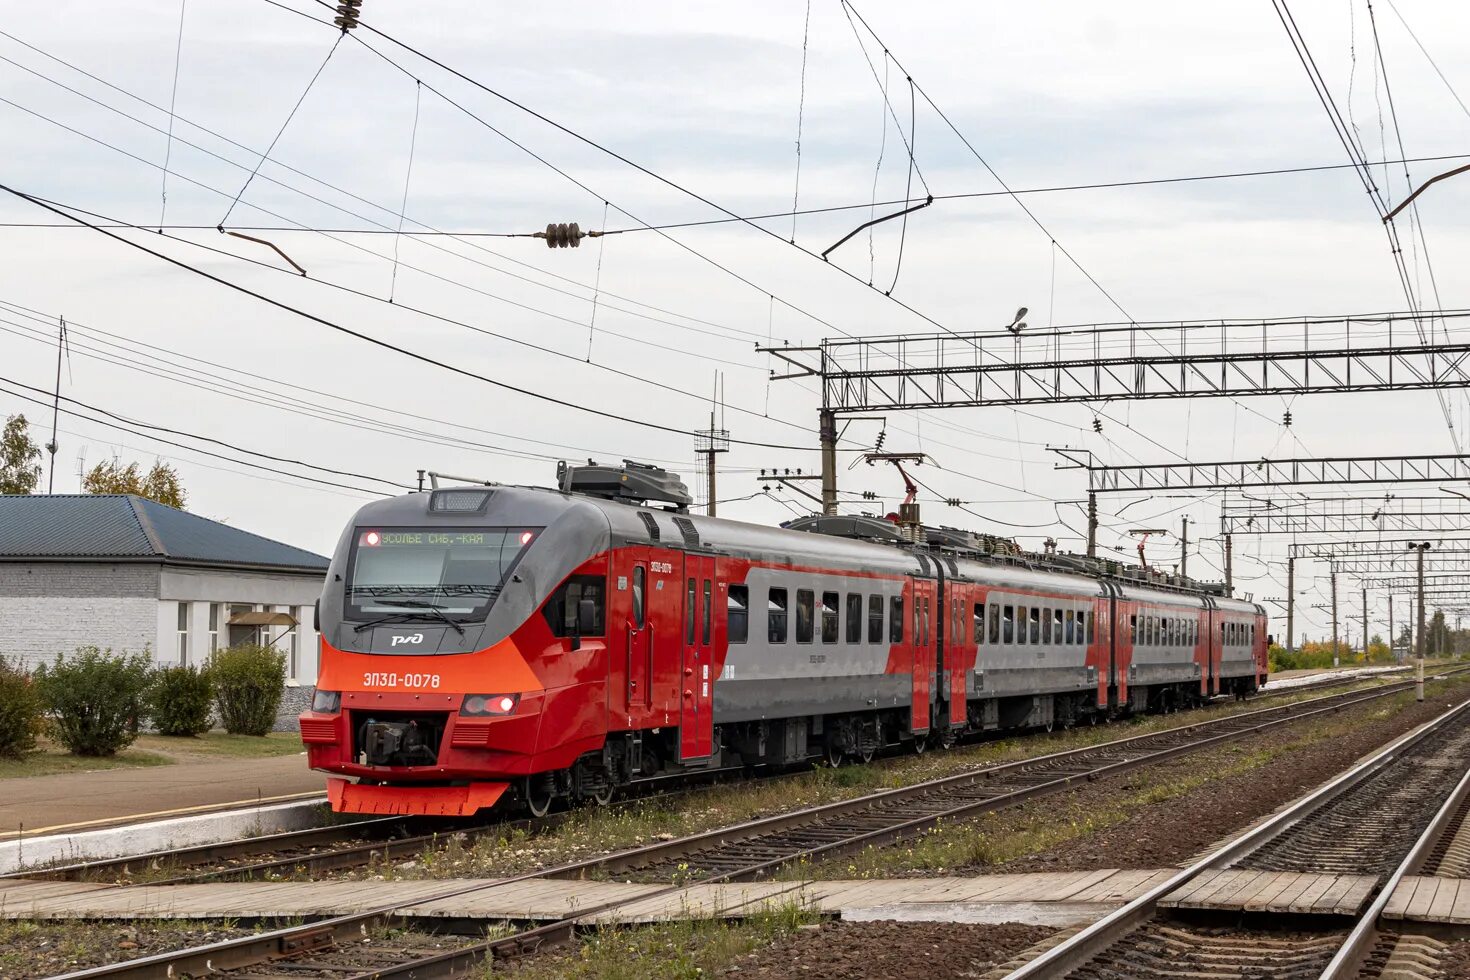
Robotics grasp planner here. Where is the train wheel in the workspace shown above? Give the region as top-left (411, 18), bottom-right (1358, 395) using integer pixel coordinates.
top-left (523, 776), bottom-right (555, 818)
top-left (936, 729), bottom-right (956, 751)
top-left (913, 736), bottom-right (927, 755)
top-left (591, 782), bottom-right (615, 807)
top-left (858, 743), bottom-right (876, 765)
top-left (821, 740), bottom-right (844, 768)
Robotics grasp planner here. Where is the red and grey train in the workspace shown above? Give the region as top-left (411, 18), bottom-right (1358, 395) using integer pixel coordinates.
top-left (299, 462), bottom-right (1269, 816)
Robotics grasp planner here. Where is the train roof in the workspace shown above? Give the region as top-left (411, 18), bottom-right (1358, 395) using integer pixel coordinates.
top-left (363, 467), bottom-right (1257, 615)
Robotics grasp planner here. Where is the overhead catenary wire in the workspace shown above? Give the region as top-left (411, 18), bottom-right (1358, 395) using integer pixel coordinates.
top-left (10, 149), bottom-right (1467, 240)
top-left (0, 31), bottom-right (767, 346)
top-left (158, 0), bottom-right (187, 232)
top-left (0, 72), bottom-right (766, 361)
top-left (0, 300), bottom-right (707, 469)
top-left (267, 0), bottom-right (1238, 474)
top-left (388, 77), bottom-right (421, 304)
top-left (789, 0), bottom-right (811, 244)
top-left (218, 31), bottom-right (343, 228)
top-left (9, 187), bottom-right (866, 453)
top-left (0, 184), bottom-right (850, 453)
top-left (0, 381), bottom-right (397, 496)
top-left (0, 374), bottom-right (412, 490)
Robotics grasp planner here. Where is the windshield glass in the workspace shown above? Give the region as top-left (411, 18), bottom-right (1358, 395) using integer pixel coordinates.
top-left (345, 527), bottom-right (539, 621)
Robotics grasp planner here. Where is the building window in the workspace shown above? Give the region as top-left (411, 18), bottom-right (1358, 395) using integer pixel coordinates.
top-left (208, 603), bottom-right (221, 652)
top-left (176, 602), bottom-right (189, 665)
top-left (287, 616), bottom-right (299, 679)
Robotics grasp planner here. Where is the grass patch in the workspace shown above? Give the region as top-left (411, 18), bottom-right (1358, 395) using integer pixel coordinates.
top-left (0, 730), bottom-right (302, 780)
top-left (0, 742), bottom-right (171, 780)
top-left (495, 901), bottom-right (820, 979)
top-left (808, 676), bottom-right (1470, 880)
top-left (347, 676), bottom-right (1416, 883)
top-left (133, 731), bottom-right (304, 760)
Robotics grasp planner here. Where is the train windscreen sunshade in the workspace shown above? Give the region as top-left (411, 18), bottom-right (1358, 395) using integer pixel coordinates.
top-left (346, 527), bottom-right (539, 620)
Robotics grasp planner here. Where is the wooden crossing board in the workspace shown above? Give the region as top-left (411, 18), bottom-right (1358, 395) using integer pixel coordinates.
top-left (1384, 876), bottom-right (1470, 924)
top-left (1160, 869), bottom-right (1379, 916)
top-left (0, 870), bottom-right (1165, 924)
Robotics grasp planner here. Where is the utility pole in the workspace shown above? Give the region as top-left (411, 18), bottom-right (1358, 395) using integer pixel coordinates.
top-left (46, 315), bottom-right (66, 493)
top-left (1286, 557), bottom-right (1295, 656)
top-left (1086, 492), bottom-right (1098, 559)
top-left (694, 411), bottom-right (730, 517)
top-left (1362, 587), bottom-right (1368, 661)
top-left (1224, 533), bottom-right (1234, 595)
top-left (1330, 567), bottom-right (1339, 668)
top-left (819, 409), bottom-right (837, 516)
top-left (1410, 541), bottom-right (1430, 701)
top-left (1180, 516), bottom-right (1190, 578)
top-left (1388, 594), bottom-right (1395, 661)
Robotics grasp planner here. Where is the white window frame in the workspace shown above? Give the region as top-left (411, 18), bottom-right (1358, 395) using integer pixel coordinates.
top-left (176, 601), bottom-right (189, 665)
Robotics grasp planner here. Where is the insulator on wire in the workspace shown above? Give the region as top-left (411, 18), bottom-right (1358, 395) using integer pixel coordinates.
top-left (945, 497), bottom-right (961, 507)
top-left (1092, 417), bottom-right (1103, 434)
top-left (874, 430), bottom-right (887, 451)
top-left (1283, 410), bottom-right (1293, 427)
top-left (539, 222), bottom-right (583, 248)
top-left (334, 0), bottom-right (363, 31)
top-left (862, 490), bottom-right (877, 500)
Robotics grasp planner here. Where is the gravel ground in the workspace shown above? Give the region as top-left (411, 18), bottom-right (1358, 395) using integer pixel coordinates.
top-left (0, 921), bottom-right (253, 979)
top-left (725, 921), bottom-right (1054, 979)
top-left (984, 685), bottom-right (1470, 874)
top-left (1431, 934), bottom-right (1470, 978)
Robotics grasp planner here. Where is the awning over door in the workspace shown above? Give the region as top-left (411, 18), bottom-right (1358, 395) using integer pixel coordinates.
top-left (227, 611), bottom-right (298, 627)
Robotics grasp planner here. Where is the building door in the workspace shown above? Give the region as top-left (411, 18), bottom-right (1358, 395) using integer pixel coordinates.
top-left (680, 554), bottom-right (715, 761)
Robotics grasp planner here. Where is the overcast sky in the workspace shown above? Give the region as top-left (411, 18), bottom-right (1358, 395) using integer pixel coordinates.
top-left (4, 1), bottom-right (1470, 642)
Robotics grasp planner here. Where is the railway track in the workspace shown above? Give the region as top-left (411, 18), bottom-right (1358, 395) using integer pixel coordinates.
top-left (13, 667), bottom-right (1398, 890)
top-left (1004, 691), bottom-right (1470, 980)
top-left (43, 670), bottom-right (1466, 980)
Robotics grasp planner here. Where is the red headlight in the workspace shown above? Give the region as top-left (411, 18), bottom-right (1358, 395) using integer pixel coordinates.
top-left (460, 693), bottom-right (520, 717)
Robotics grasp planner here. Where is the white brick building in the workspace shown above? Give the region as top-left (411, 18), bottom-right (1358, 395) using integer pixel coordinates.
top-left (0, 494), bottom-right (328, 685)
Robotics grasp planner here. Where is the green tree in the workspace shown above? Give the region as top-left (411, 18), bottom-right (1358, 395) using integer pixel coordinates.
top-left (0, 414), bottom-right (42, 495)
top-left (83, 457), bottom-right (188, 510)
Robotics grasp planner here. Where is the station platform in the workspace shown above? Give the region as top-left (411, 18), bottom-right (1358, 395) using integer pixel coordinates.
top-left (0, 754), bottom-right (326, 837)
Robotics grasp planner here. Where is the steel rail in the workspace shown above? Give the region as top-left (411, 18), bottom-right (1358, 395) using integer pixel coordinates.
top-left (44, 672), bottom-right (1457, 980)
top-left (1003, 694), bottom-right (1470, 979)
top-left (1317, 748), bottom-right (1470, 977)
top-left (3, 816), bottom-right (402, 883)
top-left (17, 670), bottom-right (1381, 889)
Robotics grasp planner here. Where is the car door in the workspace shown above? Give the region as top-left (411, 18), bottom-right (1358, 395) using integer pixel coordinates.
top-left (679, 554), bottom-right (716, 760)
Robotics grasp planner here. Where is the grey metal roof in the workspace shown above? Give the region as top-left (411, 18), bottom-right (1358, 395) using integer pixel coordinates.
top-left (0, 494), bottom-right (328, 572)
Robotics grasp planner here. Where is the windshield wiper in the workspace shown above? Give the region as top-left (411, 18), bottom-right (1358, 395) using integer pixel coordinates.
top-left (353, 599), bottom-right (465, 635)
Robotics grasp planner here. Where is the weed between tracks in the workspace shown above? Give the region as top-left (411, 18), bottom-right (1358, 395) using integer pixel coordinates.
top-left (808, 675), bottom-right (1470, 879)
top-left (338, 677), bottom-right (1409, 883)
top-left (491, 900), bottom-right (819, 979)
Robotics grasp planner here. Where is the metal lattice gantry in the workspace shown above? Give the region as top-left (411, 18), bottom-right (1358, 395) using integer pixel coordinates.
top-left (1222, 496), bottom-right (1470, 535)
top-left (1289, 538), bottom-right (1470, 558)
top-left (1051, 448), bottom-right (1470, 494)
top-left (1320, 553), bottom-right (1470, 574)
top-left (1351, 575), bottom-right (1470, 591)
top-left (760, 310), bottom-right (1470, 413)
